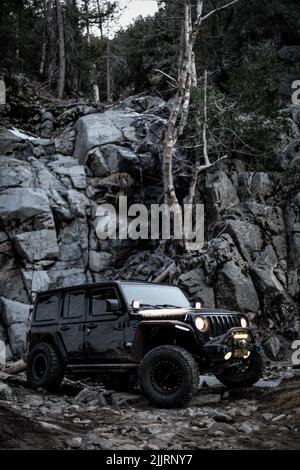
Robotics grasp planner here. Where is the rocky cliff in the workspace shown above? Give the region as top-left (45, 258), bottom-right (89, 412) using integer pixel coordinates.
top-left (0, 92), bottom-right (299, 361)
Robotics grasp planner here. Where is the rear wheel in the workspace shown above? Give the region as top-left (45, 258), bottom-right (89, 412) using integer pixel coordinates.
top-left (215, 348), bottom-right (265, 388)
top-left (139, 345), bottom-right (199, 408)
top-left (26, 342), bottom-right (64, 391)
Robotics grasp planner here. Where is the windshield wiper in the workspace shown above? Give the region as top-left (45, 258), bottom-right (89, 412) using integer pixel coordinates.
top-left (154, 304), bottom-right (182, 309)
top-left (132, 303), bottom-right (185, 310)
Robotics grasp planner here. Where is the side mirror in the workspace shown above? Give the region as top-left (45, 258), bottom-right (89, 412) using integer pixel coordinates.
top-left (106, 299), bottom-right (121, 312)
top-left (132, 300), bottom-right (140, 312)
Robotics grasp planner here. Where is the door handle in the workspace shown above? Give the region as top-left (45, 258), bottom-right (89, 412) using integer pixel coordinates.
top-left (60, 325), bottom-right (70, 331)
top-left (87, 323), bottom-right (97, 329)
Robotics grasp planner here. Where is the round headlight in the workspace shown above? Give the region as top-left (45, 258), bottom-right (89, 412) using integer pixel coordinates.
top-left (240, 317), bottom-right (248, 328)
top-left (195, 316), bottom-right (209, 332)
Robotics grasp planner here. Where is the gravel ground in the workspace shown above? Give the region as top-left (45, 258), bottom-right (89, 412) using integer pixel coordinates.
top-left (0, 363), bottom-right (299, 450)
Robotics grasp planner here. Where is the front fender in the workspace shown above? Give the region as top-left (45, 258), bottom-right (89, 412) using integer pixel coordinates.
top-left (131, 320), bottom-right (200, 361)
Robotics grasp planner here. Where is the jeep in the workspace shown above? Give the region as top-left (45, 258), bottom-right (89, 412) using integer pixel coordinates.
top-left (25, 281), bottom-right (265, 407)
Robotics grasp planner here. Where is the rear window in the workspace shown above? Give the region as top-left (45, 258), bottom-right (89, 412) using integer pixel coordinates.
top-left (35, 294), bottom-right (59, 322)
top-left (63, 291), bottom-right (85, 320)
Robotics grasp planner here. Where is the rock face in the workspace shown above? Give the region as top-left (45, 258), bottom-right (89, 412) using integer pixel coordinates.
top-left (0, 95), bottom-right (300, 360)
top-left (0, 297), bottom-right (30, 356)
top-left (0, 97), bottom-right (168, 359)
top-left (74, 109), bottom-right (139, 163)
top-left (14, 229), bottom-right (59, 262)
top-left (215, 261), bottom-right (260, 313)
top-left (0, 188), bottom-right (51, 221)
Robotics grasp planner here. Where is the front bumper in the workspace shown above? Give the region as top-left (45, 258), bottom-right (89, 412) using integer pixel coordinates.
top-left (202, 327), bottom-right (259, 363)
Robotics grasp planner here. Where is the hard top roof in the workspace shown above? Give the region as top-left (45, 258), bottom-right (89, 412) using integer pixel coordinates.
top-left (35, 280), bottom-right (177, 297)
top-left (34, 281), bottom-right (238, 314)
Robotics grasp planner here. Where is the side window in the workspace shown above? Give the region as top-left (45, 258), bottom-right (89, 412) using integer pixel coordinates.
top-left (63, 291), bottom-right (85, 320)
top-left (91, 288), bottom-right (118, 317)
top-left (35, 294), bottom-right (59, 322)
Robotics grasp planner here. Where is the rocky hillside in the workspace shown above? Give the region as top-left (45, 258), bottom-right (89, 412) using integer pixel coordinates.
top-left (0, 90), bottom-right (300, 362)
top-left (0, 364), bottom-right (299, 450)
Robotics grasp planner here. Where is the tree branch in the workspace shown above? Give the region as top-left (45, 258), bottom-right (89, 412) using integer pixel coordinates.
top-left (154, 68), bottom-right (177, 84)
top-left (202, 0), bottom-right (240, 22)
top-left (197, 154), bottom-right (228, 173)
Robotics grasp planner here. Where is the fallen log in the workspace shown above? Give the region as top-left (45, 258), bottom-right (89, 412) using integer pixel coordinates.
top-left (153, 262), bottom-right (176, 283)
top-left (4, 359), bottom-right (27, 375)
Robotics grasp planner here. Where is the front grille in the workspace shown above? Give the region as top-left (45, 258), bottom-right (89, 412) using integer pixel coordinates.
top-left (207, 314), bottom-right (240, 337)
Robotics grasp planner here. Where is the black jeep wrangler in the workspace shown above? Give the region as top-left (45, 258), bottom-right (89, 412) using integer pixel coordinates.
top-left (25, 281), bottom-right (265, 407)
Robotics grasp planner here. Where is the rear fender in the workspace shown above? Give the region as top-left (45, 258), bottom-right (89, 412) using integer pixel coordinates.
top-left (26, 331), bottom-right (67, 364)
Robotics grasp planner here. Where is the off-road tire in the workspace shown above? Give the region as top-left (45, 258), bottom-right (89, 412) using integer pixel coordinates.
top-left (26, 342), bottom-right (64, 391)
top-left (215, 348), bottom-right (265, 388)
top-left (139, 345), bottom-right (199, 408)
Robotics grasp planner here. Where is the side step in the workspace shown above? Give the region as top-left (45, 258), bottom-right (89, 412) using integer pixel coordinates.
top-left (67, 363), bottom-right (139, 373)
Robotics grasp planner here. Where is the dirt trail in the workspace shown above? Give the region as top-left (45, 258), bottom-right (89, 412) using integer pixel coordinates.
top-left (0, 405), bottom-right (65, 449)
top-left (0, 371), bottom-right (299, 450)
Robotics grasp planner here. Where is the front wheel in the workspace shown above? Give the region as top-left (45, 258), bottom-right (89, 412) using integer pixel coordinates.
top-left (215, 348), bottom-right (265, 388)
top-left (26, 342), bottom-right (64, 391)
top-left (139, 345), bottom-right (199, 408)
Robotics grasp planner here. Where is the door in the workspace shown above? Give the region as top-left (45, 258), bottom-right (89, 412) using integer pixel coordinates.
top-left (86, 286), bottom-right (126, 362)
top-left (59, 290), bottom-right (86, 363)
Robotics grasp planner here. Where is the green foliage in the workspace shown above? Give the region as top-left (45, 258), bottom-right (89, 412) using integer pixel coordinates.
top-left (184, 72), bottom-right (289, 163)
top-left (0, 0), bottom-right (120, 99)
top-left (112, 10), bottom-right (181, 97)
top-left (1, 0), bottom-right (300, 110)
top-left (0, 0), bottom-right (43, 75)
top-left (228, 41), bottom-right (282, 117)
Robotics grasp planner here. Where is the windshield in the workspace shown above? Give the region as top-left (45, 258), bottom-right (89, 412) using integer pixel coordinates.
top-left (120, 283), bottom-right (190, 309)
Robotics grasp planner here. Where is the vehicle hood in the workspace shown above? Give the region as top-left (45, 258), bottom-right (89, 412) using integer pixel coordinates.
top-left (135, 307), bottom-right (239, 321)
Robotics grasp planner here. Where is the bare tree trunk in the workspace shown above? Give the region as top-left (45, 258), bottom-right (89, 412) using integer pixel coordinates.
top-left (162, 0), bottom-right (240, 205)
top-left (202, 69), bottom-right (209, 166)
top-left (162, 0), bottom-right (240, 250)
top-left (187, 69), bottom-right (228, 205)
top-left (178, 5), bottom-right (193, 136)
top-left (162, 2), bottom-right (192, 207)
top-left (40, 0), bottom-right (52, 76)
top-left (40, 41), bottom-right (47, 76)
top-left (40, 0), bottom-right (47, 75)
top-left (187, 70), bottom-right (208, 205)
top-left (83, 0), bottom-right (90, 44)
top-left (83, 0), bottom-right (99, 101)
top-left (56, 0), bottom-right (66, 99)
top-left (93, 83), bottom-right (100, 103)
top-left (106, 38), bottom-right (113, 103)
top-left (97, 0), bottom-right (104, 39)
top-left (16, 12), bottom-right (20, 62)
top-left (191, 51), bottom-right (197, 86)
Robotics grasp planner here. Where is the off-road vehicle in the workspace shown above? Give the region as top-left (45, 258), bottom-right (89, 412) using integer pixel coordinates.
top-left (25, 281), bottom-right (265, 407)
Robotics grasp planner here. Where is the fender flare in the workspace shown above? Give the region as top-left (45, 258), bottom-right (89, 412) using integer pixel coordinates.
top-left (28, 332), bottom-right (68, 364)
top-left (131, 320), bottom-right (200, 361)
